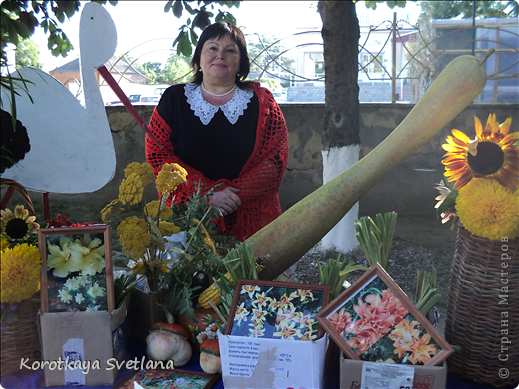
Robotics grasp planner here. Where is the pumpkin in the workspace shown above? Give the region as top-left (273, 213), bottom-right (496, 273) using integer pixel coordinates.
top-left (146, 321), bottom-right (192, 367)
top-left (248, 50), bottom-right (493, 280)
top-left (199, 339), bottom-right (221, 374)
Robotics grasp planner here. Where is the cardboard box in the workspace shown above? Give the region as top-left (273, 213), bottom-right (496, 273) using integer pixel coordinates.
top-left (39, 297), bottom-right (129, 386)
top-left (340, 354), bottom-right (447, 389)
top-left (219, 333), bottom-right (327, 389)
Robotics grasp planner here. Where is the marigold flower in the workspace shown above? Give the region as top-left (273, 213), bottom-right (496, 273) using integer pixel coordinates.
top-left (124, 162), bottom-right (154, 186)
top-left (118, 173), bottom-right (144, 205)
top-left (1, 235), bottom-right (9, 251)
top-left (1, 243), bottom-right (41, 303)
top-left (156, 163), bottom-right (188, 195)
top-left (456, 178), bottom-right (519, 241)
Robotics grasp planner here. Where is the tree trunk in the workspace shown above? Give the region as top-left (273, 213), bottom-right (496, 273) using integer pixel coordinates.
top-left (318, 0), bottom-right (361, 253)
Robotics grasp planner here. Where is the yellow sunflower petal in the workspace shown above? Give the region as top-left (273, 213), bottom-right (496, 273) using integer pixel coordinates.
top-left (484, 113), bottom-right (496, 134)
top-left (499, 118), bottom-right (512, 136)
top-left (451, 129), bottom-right (470, 144)
top-left (442, 143), bottom-right (465, 153)
top-left (452, 172), bottom-right (474, 190)
top-left (474, 116), bottom-right (483, 138)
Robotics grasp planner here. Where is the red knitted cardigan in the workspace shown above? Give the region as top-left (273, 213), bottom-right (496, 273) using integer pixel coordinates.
top-left (145, 82), bottom-right (289, 242)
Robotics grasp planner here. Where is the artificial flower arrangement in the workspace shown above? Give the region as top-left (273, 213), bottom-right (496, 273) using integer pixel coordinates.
top-left (1, 205), bottom-right (41, 323)
top-left (435, 113), bottom-right (519, 241)
top-left (101, 162), bottom-right (233, 322)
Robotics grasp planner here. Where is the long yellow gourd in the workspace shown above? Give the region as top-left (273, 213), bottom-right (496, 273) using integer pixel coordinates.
top-left (248, 52), bottom-right (492, 281)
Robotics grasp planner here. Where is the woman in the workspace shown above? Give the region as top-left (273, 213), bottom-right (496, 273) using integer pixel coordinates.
top-left (146, 22), bottom-right (288, 241)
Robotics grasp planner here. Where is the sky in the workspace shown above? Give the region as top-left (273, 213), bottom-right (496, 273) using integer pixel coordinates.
top-left (33, 1), bottom-right (321, 71)
top-left (31, 1), bottom-right (421, 72)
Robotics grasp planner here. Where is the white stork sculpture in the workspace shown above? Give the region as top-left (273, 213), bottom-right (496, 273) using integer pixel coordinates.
top-left (1, 2), bottom-right (117, 194)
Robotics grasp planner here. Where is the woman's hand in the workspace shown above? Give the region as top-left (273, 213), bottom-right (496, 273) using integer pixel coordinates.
top-left (209, 186), bottom-right (242, 216)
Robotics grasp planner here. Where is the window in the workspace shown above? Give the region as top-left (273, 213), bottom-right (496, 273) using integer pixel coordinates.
top-left (314, 60), bottom-right (325, 78)
top-left (361, 53), bottom-right (384, 74)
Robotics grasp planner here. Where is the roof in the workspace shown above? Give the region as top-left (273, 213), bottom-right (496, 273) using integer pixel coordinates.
top-left (52, 56), bottom-right (145, 75)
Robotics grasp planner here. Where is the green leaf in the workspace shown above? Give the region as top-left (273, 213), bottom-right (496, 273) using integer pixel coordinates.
top-left (436, 188), bottom-right (458, 218)
top-left (172, 0), bottom-right (183, 18)
top-left (192, 8), bottom-right (212, 30)
top-left (190, 29), bottom-right (198, 46)
top-left (179, 34), bottom-right (193, 57)
top-left (164, 0), bottom-right (173, 12)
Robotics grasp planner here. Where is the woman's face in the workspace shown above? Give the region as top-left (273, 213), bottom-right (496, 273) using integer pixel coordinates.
top-left (200, 33), bottom-right (241, 86)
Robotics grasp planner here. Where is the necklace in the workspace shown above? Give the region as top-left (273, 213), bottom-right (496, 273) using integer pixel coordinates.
top-left (201, 82), bottom-right (236, 97)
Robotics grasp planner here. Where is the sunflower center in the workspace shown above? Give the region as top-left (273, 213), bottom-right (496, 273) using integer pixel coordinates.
top-left (4, 218), bottom-right (30, 240)
top-left (467, 141), bottom-right (504, 176)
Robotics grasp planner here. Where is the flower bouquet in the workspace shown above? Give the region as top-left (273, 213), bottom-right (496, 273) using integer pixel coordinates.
top-left (1, 200), bottom-right (42, 376)
top-left (101, 162), bottom-right (231, 332)
top-left (437, 114), bottom-right (519, 386)
top-left (435, 113), bottom-right (518, 238)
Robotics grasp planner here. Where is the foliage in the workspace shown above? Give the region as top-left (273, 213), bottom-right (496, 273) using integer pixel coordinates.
top-left (159, 182), bottom-right (238, 323)
top-left (165, 0), bottom-right (240, 57)
top-left (318, 254), bottom-right (368, 301)
top-left (207, 241), bottom-right (262, 331)
top-left (14, 37), bottom-right (42, 68)
top-left (141, 53), bottom-right (193, 84)
top-left (415, 267), bottom-right (441, 317)
top-left (354, 212), bottom-right (398, 272)
top-left (0, 0), bottom-right (118, 63)
top-left (418, 0), bottom-right (514, 20)
top-left (113, 273), bottom-right (137, 308)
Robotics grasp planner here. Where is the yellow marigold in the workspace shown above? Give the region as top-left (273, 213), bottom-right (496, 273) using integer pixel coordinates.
top-left (117, 216), bottom-right (151, 259)
top-left (156, 163), bottom-right (188, 195)
top-left (456, 178), bottom-right (519, 241)
top-left (144, 201), bottom-right (173, 220)
top-left (1, 243), bottom-right (41, 303)
top-left (124, 162), bottom-right (155, 186)
top-left (100, 199), bottom-right (124, 223)
top-left (118, 173), bottom-right (144, 205)
top-left (158, 221), bottom-right (181, 237)
top-left (1, 235), bottom-right (9, 251)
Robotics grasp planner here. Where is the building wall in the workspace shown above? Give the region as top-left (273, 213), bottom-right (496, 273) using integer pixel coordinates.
top-left (24, 103), bottom-right (517, 224)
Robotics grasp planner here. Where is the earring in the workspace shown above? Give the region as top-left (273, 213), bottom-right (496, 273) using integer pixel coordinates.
top-left (199, 68), bottom-right (202, 72)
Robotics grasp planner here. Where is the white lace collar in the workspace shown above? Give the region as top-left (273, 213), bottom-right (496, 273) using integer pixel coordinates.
top-left (184, 83), bottom-right (253, 125)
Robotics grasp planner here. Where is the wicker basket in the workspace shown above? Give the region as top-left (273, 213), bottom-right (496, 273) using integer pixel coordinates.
top-left (445, 225), bottom-right (518, 388)
top-left (1, 293), bottom-right (42, 377)
top-left (1, 178), bottom-right (36, 216)
top-left (1, 179), bottom-right (42, 377)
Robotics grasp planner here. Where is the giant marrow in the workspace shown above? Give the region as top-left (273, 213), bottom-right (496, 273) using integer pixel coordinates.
top-left (249, 51), bottom-right (492, 280)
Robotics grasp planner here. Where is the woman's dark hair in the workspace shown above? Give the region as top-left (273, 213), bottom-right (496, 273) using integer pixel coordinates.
top-left (191, 22), bottom-right (250, 86)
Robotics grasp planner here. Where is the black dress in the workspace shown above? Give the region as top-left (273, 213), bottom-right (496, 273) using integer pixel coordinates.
top-left (156, 83), bottom-right (259, 182)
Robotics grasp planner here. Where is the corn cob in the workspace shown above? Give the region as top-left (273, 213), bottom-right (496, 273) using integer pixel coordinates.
top-left (198, 258), bottom-right (266, 309)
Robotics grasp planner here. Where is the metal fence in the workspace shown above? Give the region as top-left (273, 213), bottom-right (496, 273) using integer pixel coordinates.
top-left (101, 13), bottom-right (518, 104)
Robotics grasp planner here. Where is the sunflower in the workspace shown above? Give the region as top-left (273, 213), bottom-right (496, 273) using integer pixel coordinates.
top-left (442, 114), bottom-right (519, 192)
top-left (1, 205), bottom-right (40, 243)
top-left (1, 243), bottom-right (41, 303)
top-left (456, 178), bottom-right (519, 241)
